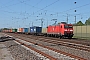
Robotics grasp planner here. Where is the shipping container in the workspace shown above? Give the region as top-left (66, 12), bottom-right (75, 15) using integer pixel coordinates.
top-left (12, 29), bottom-right (17, 32)
top-left (42, 28), bottom-right (47, 33)
top-left (23, 28), bottom-right (29, 33)
top-left (30, 26), bottom-right (42, 33)
top-left (17, 28), bottom-right (19, 32)
top-left (18, 28), bottom-right (23, 32)
top-left (10, 29), bottom-right (12, 32)
top-left (8, 29), bottom-right (10, 32)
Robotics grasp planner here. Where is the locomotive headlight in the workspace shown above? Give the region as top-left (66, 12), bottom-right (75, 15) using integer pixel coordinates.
top-left (64, 30), bottom-right (67, 31)
top-left (70, 30), bottom-right (73, 31)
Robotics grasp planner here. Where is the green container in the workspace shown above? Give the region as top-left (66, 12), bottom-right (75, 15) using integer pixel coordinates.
top-left (12, 29), bottom-right (17, 32)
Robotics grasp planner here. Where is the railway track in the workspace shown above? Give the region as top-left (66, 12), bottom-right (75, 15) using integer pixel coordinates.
top-left (15, 40), bottom-right (57, 60)
top-left (7, 33), bottom-right (90, 52)
top-left (15, 38), bottom-right (86, 60)
top-left (3, 33), bottom-right (89, 60)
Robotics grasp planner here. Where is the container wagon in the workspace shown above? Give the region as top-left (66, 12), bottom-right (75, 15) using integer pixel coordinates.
top-left (12, 29), bottom-right (17, 33)
top-left (30, 26), bottom-right (42, 35)
top-left (23, 28), bottom-right (29, 34)
top-left (17, 28), bottom-right (24, 34)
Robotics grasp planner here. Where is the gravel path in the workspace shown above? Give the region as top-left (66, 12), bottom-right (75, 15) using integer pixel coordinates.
top-left (0, 42), bottom-right (15, 60)
top-left (3, 40), bottom-right (42, 60)
top-left (0, 33), bottom-right (44, 60)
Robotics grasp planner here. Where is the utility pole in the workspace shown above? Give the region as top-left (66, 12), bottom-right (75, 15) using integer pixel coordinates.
top-left (74, 1), bottom-right (77, 36)
top-left (29, 23), bottom-right (30, 27)
top-left (67, 14), bottom-right (68, 24)
top-left (36, 18), bottom-right (44, 27)
top-left (47, 20), bottom-right (48, 27)
top-left (41, 19), bottom-right (43, 27)
top-left (74, 1), bottom-right (77, 25)
top-left (32, 22), bottom-right (33, 27)
top-left (75, 16), bottom-right (76, 24)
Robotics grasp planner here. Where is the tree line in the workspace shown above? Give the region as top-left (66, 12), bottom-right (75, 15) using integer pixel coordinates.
top-left (73, 17), bottom-right (90, 26)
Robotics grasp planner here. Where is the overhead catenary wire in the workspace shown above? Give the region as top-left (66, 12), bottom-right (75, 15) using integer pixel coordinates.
top-left (53, 2), bottom-right (90, 15)
top-left (0, 0), bottom-right (90, 15)
top-left (0, 0), bottom-right (31, 16)
top-left (34, 0), bottom-right (43, 6)
top-left (18, 0), bottom-right (60, 17)
top-left (0, 0), bottom-right (14, 8)
top-left (1, 0), bottom-right (90, 18)
top-left (0, 0), bottom-right (90, 28)
top-left (0, 0), bottom-right (30, 9)
top-left (17, 0), bottom-right (90, 20)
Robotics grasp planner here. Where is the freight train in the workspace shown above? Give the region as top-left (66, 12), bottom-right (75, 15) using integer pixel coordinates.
top-left (1, 22), bottom-right (74, 39)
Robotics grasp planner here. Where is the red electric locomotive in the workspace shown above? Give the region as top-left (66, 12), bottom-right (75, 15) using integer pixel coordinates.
top-left (47, 22), bottom-right (74, 38)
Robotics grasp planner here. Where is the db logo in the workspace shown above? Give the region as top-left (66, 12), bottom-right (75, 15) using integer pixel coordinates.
top-left (68, 29), bottom-right (69, 31)
top-left (53, 28), bottom-right (54, 31)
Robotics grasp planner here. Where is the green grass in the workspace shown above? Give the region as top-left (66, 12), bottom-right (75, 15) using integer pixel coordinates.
top-left (73, 36), bottom-right (90, 40)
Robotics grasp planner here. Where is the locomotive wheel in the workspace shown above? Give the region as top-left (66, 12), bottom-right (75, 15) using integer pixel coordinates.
top-left (56, 35), bottom-right (59, 38)
top-left (60, 36), bottom-right (62, 39)
top-left (68, 37), bottom-right (72, 39)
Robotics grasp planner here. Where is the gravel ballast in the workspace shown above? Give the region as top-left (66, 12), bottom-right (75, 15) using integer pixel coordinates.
top-left (1, 33), bottom-right (90, 60)
top-left (1, 40), bottom-right (44, 60)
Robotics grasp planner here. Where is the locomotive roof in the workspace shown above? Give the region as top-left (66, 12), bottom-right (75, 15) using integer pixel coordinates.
top-left (49, 22), bottom-right (73, 26)
top-left (60, 22), bottom-right (67, 24)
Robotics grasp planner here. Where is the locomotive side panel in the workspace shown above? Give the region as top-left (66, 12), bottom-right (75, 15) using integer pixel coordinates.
top-left (47, 23), bottom-right (74, 38)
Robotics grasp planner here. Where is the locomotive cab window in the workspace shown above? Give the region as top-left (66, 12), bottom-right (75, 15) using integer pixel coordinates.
top-left (64, 25), bottom-right (73, 28)
top-left (68, 26), bottom-right (73, 28)
top-left (64, 25), bottom-right (68, 28)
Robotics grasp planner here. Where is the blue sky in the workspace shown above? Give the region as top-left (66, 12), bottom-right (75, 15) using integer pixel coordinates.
top-left (0, 0), bottom-right (90, 28)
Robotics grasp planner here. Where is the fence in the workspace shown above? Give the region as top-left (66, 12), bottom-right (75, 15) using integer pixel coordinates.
top-left (73, 26), bottom-right (90, 39)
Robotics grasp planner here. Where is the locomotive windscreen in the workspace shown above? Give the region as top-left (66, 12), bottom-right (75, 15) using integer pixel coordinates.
top-left (64, 25), bottom-right (73, 28)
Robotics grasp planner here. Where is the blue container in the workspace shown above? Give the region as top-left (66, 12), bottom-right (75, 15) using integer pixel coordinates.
top-left (30, 26), bottom-right (42, 33)
top-left (23, 28), bottom-right (29, 33)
